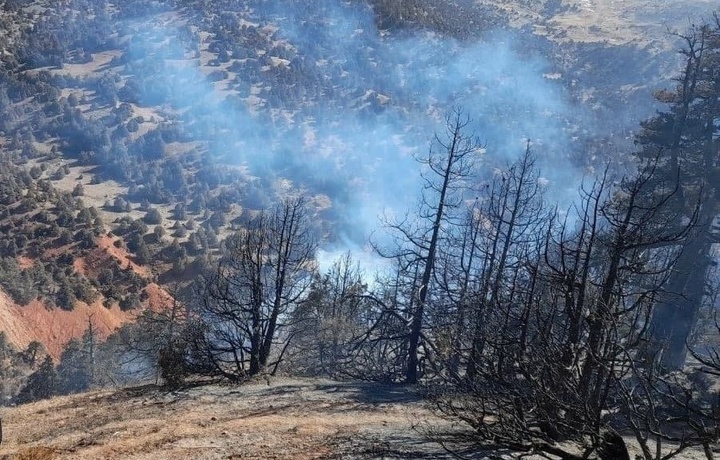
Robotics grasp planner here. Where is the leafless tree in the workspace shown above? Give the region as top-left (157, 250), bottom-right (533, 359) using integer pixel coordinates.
top-left (194, 197), bottom-right (317, 380)
top-left (373, 107), bottom-right (482, 384)
top-left (287, 252), bottom-right (371, 377)
top-left (432, 156), bottom-right (693, 459)
top-left (463, 144), bottom-right (548, 383)
top-left (107, 282), bottom-right (196, 387)
top-left (616, 355), bottom-right (720, 460)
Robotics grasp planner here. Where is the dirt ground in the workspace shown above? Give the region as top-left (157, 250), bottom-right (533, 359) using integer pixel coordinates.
top-left (0, 377), bottom-right (715, 459)
top-left (0, 378), bottom-right (473, 460)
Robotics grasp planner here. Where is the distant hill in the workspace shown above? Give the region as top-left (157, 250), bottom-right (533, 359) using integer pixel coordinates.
top-left (0, 0), bottom-right (715, 389)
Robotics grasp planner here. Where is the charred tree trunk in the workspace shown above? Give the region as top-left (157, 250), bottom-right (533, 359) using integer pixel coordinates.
top-left (406, 111), bottom-right (464, 384)
top-left (645, 226), bottom-right (712, 370)
top-left (375, 108), bottom-right (481, 385)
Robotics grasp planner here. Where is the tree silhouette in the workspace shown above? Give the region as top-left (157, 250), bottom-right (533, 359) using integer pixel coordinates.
top-left (195, 197), bottom-right (317, 379)
top-left (635, 17), bottom-right (720, 370)
top-left (376, 108), bottom-right (481, 383)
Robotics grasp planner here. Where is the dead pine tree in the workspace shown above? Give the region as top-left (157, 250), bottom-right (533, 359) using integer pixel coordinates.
top-left (464, 143), bottom-right (547, 384)
top-left (635, 16), bottom-right (720, 370)
top-left (374, 107), bottom-right (482, 384)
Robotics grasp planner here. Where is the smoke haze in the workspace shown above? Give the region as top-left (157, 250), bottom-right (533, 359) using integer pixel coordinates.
top-left (118, 0), bottom-right (650, 265)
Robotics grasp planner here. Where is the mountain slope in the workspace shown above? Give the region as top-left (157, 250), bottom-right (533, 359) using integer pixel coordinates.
top-left (0, 0), bottom-right (716, 384)
top-left (0, 291), bottom-right (130, 360)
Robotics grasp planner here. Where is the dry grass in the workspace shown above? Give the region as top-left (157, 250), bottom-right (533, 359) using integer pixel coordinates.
top-left (12, 447), bottom-right (58, 460)
top-left (0, 377), bottom-right (711, 459)
top-left (481, 0), bottom-right (715, 47)
top-left (0, 378), bottom-right (459, 459)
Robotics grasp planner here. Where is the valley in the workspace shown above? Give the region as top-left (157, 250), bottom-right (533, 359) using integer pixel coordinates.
top-left (0, 1), bottom-right (719, 458)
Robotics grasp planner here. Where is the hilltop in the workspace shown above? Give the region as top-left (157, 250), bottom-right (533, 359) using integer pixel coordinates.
top-left (0, 377), bottom-right (715, 459)
top-left (0, 378), bottom-right (458, 459)
top-left (0, 0), bottom-right (716, 421)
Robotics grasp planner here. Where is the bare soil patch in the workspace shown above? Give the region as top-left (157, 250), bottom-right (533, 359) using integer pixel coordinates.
top-left (0, 291), bottom-right (133, 360)
top-left (0, 378), bottom-right (471, 460)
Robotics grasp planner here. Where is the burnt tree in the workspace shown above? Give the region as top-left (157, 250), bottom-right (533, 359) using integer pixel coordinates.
top-left (636, 16), bottom-right (720, 370)
top-left (196, 197), bottom-right (317, 379)
top-left (376, 107), bottom-right (481, 384)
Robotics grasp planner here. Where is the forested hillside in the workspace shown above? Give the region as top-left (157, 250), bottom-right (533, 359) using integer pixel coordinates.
top-left (1, 0), bottom-right (720, 458)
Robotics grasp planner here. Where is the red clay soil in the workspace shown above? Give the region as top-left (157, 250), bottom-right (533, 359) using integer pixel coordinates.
top-left (0, 293), bottom-right (133, 360)
top-left (73, 235), bottom-right (150, 278)
top-left (0, 234), bottom-right (171, 359)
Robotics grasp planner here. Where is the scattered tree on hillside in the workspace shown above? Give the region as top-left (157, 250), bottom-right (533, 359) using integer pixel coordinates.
top-left (22, 341), bottom-right (44, 367)
top-left (71, 183), bottom-right (84, 197)
top-left (15, 356), bottom-right (56, 404)
top-left (144, 207), bottom-right (163, 225)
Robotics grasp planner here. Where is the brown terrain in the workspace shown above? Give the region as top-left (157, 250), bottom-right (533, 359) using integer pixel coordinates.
top-left (0, 0), bottom-right (709, 361)
top-left (0, 378), bottom-right (713, 460)
top-left (486, 0), bottom-right (716, 46)
top-left (0, 234), bottom-right (170, 360)
top-left (0, 378), bottom-right (462, 460)
top-left (0, 1), bottom-right (717, 459)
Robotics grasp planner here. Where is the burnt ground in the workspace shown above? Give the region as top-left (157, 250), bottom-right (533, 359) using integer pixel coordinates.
top-left (0, 377), bottom-right (488, 460)
top-left (0, 377), bottom-right (711, 459)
